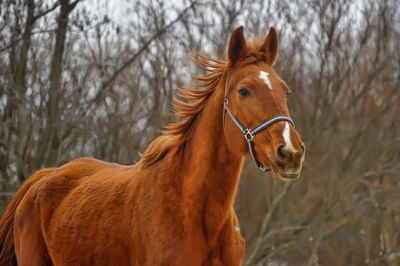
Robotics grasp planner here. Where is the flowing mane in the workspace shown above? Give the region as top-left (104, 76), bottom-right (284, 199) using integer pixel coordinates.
top-left (137, 51), bottom-right (228, 168)
top-left (137, 41), bottom-right (271, 169)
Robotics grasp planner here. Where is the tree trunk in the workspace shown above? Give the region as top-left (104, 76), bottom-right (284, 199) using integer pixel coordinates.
top-left (43, 0), bottom-right (80, 166)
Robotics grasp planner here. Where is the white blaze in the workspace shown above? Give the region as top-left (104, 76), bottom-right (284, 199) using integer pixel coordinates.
top-left (283, 122), bottom-right (297, 153)
top-left (235, 226), bottom-right (240, 232)
top-left (259, 71), bottom-right (272, 90)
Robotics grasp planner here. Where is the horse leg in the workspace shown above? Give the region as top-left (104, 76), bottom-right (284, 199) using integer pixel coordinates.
top-left (214, 212), bottom-right (245, 265)
top-left (14, 195), bottom-right (52, 265)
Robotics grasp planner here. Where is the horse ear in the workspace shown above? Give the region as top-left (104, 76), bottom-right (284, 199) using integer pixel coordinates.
top-left (259, 27), bottom-right (279, 66)
top-left (228, 26), bottom-right (247, 66)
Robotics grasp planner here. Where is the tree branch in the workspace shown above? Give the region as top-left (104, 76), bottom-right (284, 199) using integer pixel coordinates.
top-left (93, 0), bottom-right (199, 103)
top-left (245, 181), bottom-right (292, 266)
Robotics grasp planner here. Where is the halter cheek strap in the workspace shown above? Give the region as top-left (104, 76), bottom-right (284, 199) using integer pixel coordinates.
top-left (223, 73), bottom-right (294, 172)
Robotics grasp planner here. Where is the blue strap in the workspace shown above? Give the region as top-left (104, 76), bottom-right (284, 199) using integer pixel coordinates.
top-left (224, 104), bottom-right (246, 134)
top-left (252, 116), bottom-right (294, 135)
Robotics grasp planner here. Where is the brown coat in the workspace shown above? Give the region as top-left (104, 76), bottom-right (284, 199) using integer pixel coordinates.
top-left (0, 26), bottom-right (304, 265)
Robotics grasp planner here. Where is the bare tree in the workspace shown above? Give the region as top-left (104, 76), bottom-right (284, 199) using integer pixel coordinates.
top-left (1, 0), bottom-right (399, 265)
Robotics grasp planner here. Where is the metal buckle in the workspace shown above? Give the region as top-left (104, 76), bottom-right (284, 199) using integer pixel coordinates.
top-left (258, 164), bottom-right (270, 172)
top-left (244, 129), bottom-right (254, 141)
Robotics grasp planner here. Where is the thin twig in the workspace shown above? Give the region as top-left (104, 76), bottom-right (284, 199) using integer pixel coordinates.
top-left (93, 0), bottom-right (199, 103)
top-left (245, 181), bottom-right (292, 266)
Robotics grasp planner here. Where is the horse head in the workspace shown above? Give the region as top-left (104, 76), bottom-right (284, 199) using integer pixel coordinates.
top-left (223, 26), bottom-right (305, 180)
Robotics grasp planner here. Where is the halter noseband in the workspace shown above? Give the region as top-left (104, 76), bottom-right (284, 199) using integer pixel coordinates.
top-left (223, 73), bottom-right (294, 172)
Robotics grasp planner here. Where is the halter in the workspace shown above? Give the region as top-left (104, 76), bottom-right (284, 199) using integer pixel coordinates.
top-left (223, 73), bottom-right (294, 172)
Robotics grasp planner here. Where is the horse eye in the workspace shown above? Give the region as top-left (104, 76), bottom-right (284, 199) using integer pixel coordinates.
top-left (238, 87), bottom-right (251, 97)
top-left (286, 91), bottom-right (291, 97)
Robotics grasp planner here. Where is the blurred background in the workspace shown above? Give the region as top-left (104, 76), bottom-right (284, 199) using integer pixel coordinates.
top-left (0, 0), bottom-right (399, 265)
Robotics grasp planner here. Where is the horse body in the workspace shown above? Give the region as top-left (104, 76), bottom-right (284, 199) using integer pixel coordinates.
top-left (0, 26), bottom-right (304, 265)
top-left (13, 89), bottom-right (245, 265)
top-left (15, 159), bottom-right (243, 265)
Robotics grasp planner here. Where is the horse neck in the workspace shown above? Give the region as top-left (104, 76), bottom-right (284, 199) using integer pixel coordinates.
top-left (180, 85), bottom-right (244, 238)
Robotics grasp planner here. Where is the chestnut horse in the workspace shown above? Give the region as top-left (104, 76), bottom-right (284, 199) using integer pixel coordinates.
top-left (0, 26), bottom-right (304, 265)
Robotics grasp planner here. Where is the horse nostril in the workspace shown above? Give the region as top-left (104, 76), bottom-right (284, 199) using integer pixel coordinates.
top-left (277, 146), bottom-right (289, 161)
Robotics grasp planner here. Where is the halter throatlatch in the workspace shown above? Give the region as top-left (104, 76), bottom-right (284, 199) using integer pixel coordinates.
top-left (223, 73), bottom-right (294, 172)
